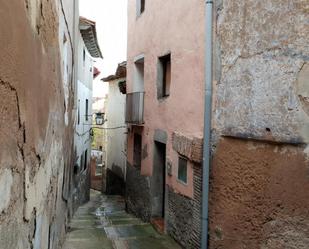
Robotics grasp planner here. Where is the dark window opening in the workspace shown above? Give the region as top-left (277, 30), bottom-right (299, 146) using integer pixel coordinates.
top-left (84, 150), bottom-right (88, 170)
top-left (78, 100), bottom-right (80, 125)
top-left (178, 157), bottom-right (187, 184)
top-left (85, 99), bottom-right (89, 121)
top-left (140, 0), bottom-right (145, 14)
top-left (80, 154), bottom-right (84, 172)
top-left (158, 54), bottom-right (171, 99)
top-left (83, 48), bottom-right (86, 64)
top-left (133, 133), bottom-right (142, 168)
top-left (137, 0), bottom-right (145, 16)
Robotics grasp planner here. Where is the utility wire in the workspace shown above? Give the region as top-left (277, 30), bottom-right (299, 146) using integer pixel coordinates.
top-left (92, 126), bottom-right (127, 130)
top-left (75, 126), bottom-right (127, 137)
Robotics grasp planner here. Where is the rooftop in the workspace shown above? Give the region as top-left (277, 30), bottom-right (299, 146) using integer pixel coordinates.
top-left (102, 61), bottom-right (127, 82)
top-left (79, 17), bottom-right (103, 58)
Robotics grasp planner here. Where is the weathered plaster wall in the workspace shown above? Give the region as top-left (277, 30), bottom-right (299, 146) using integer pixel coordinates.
top-left (214, 0), bottom-right (309, 144)
top-left (104, 78), bottom-right (127, 184)
top-left (210, 1), bottom-right (309, 248)
top-left (209, 138), bottom-right (309, 249)
top-left (0, 0), bottom-right (77, 248)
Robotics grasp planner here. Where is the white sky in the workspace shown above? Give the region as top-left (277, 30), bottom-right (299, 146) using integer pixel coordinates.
top-left (79, 0), bottom-right (128, 97)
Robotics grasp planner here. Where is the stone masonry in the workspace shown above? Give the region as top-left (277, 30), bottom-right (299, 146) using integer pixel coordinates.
top-left (168, 132), bottom-right (203, 249)
top-left (125, 162), bottom-right (152, 222)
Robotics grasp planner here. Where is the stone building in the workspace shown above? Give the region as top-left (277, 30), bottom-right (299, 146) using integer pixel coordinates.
top-left (102, 62), bottom-right (127, 195)
top-left (125, 0), bottom-right (309, 248)
top-left (0, 0), bottom-right (101, 248)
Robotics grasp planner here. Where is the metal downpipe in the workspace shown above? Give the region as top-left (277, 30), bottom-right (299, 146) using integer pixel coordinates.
top-left (201, 1), bottom-right (213, 249)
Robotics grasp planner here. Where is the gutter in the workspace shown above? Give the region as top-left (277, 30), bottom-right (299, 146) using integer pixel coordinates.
top-left (202, 1), bottom-right (214, 249)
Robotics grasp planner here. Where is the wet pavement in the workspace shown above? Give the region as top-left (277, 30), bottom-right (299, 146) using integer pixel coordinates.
top-left (62, 190), bottom-right (181, 249)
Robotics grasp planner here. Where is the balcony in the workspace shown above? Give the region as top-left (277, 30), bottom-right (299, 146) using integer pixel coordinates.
top-left (125, 92), bottom-right (144, 125)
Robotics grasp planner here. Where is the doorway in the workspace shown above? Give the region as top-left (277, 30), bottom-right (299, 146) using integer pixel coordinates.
top-left (152, 141), bottom-right (166, 218)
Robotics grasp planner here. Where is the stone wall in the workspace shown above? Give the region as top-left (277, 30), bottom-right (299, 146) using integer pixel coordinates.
top-left (0, 0), bottom-right (78, 248)
top-left (166, 164), bottom-right (202, 249)
top-left (167, 132), bottom-right (202, 248)
top-left (167, 187), bottom-right (194, 248)
top-left (125, 162), bottom-right (151, 221)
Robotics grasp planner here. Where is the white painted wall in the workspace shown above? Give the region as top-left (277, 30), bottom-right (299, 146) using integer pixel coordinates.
top-left (104, 78), bottom-right (127, 178)
top-left (74, 31), bottom-right (94, 173)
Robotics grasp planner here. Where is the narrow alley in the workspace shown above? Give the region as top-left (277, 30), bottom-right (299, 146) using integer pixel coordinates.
top-left (63, 191), bottom-right (180, 249)
top-left (0, 0), bottom-right (309, 249)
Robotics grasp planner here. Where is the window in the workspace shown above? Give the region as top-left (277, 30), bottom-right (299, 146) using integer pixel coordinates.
top-left (137, 0), bottom-right (145, 17)
top-left (178, 157), bottom-right (187, 184)
top-left (78, 100), bottom-right (80, 124)
top-left (85, 99), bottom-right (89, 121)
top-left (133, 133), bottom-right (142, 168)
top-left (157, 53), bottom-right (171, 99)
top-left (83, 48), bottom-right (86, 66)
top-left (80, 153), bottom-right (84, 172)
top-left (84, 150), bottom-right (88, 170)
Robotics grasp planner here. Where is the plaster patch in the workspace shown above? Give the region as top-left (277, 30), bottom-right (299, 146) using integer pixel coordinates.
top-left (0, 169), bottom-right (13, 212)
top-left (304, 146), bottom-right (309, 162)
top-left (297, 63), bottom-right (309, 117)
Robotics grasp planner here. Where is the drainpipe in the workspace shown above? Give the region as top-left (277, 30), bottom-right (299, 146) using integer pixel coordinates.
top-left (202, 1), bottom-right (213, 249)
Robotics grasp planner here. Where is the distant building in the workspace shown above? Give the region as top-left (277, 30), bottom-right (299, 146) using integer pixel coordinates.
top-left (102, 62), bottom-right (127, 195)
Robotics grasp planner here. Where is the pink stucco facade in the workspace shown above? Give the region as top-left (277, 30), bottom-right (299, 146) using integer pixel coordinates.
top-left (126, 0), bottom-right (205, 199)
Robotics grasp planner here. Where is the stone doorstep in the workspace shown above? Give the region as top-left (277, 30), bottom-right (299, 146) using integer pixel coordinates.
top-left (150, 218), bottom-right (165, 234)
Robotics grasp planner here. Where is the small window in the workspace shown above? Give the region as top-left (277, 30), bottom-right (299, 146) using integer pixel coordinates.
top-left (83, 48), bottom-right (86, 64)
top-left (84, 150), bottom-right (88, 170)
top-left (85, 99), bottom-right (89, 121)
top-left (133, 133), bottom-right (142, 168)
top-left (80, 154), bottom-right (84, 172)
top-left (137, 0), bottom-right (145, 17)
top-left (78, 100), bottom-right (80, 124)
top-left (141, 0), bottom-right (145, 13)
top-left (157, 54), bottom-right (171, 99)
top-left (178, 157), bottom-right (187, 184)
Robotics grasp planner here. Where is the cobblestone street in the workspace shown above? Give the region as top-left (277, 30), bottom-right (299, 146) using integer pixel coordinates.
top-left (63, 191), bottom-right (181, 249)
